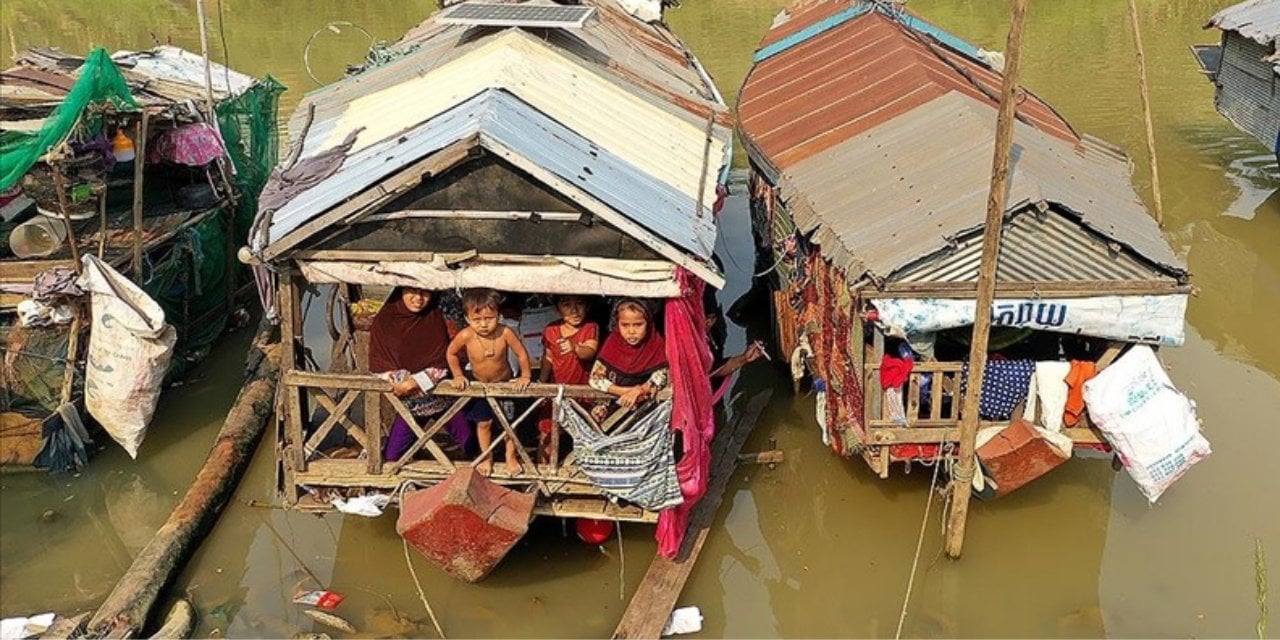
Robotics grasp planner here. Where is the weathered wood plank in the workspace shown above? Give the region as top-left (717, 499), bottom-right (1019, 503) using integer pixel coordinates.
top-left (612, 389), bottom-right (773, 640)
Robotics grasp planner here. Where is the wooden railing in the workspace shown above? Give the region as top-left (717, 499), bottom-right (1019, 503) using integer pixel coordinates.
top-left (279, 371), bottom-right (667, 500)
top-left (862, 360), bottom-right (1106, 447)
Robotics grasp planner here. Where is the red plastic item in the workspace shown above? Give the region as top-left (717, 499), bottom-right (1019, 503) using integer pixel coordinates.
top-left (575, 518), bottom-right (614, 545)
top-left (976, 419), bottom-right (1069, 497)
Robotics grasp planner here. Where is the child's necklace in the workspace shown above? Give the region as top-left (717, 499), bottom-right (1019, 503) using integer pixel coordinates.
top-left (481, 335), bottom-right (496, 357)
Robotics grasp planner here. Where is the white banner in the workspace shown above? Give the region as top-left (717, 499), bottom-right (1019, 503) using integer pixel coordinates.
top-left (871, 295), bottom-right (1187, 347)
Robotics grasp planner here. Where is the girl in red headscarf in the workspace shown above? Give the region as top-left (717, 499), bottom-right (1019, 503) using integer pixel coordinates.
top-left (589, 299), bottom-right (668, 411)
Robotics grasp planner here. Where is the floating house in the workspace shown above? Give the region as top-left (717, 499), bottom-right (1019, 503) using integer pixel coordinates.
top-left (248, 0), bottom-right (732, 576)
top-left (1194, 0), bottom-right (1280, 161)
top-left (0, 46), bottom-right (281, 469)
top-left (737, 1), bottom-right (1197, 486)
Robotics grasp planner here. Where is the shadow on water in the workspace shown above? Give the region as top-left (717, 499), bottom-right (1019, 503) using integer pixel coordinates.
top-left (2, 0), bottom-right (1280, 638)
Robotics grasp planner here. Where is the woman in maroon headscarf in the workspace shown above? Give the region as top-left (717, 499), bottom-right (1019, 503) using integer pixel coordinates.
top-left (369, 287), bottom-right (468, 460)
top-left (589, 299), bottom-right (668, 411)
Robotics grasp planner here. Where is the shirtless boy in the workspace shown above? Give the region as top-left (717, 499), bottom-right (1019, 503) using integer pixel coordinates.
top-left (446, 288), bottom-right (532, 475)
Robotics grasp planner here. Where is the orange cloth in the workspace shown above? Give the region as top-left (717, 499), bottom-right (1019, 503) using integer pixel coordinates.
top-left (1063, 360), bottom-right (1098, 427)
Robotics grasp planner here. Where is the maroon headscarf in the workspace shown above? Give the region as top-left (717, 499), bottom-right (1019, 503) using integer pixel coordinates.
top-left (597, 300), bottom-right (666, 386)
top-left (368, 287), bottom-right (449, 373)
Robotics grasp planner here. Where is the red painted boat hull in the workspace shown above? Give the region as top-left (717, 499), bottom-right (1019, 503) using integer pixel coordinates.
top-left (396, 467), bottom-right (535, 582)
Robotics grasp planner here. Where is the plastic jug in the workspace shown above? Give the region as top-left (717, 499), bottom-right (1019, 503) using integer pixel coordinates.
top-left (9, 216), bottom-right (68, 258)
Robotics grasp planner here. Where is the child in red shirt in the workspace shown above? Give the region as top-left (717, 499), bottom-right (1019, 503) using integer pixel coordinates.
top-left (537, 295), bottom-right (599, 461)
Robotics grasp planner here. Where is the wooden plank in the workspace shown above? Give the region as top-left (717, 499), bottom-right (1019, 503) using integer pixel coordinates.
top-left (366, 391), bottom-right (383, 475)
top-left (906, 374), bottom-right (921, 425)
top-left (0, 259), bottom-right (76, 283)
top-left (386, 394), bottom-right (457, 471)
top-left (279, 275), bottom-right (306, 474)
top-left (612, 390), bottom-right (773, 640)
top-left (282, 372), bottom-right (622, 401)
top-left (488, 396), bottom-right (550, 494)
top-left (292, 249), bottom-right (477, 263)
top-left (737, 450), bottom-right (784, 465)
top-left (930, 369), bottom-right (944, 420)
top-left (360, 209), bottom-right (582, 222)
top-left (870, 279), bottom-right (1190, 298)
top-left (1096, 341), bottom-right (1127, 369)
top-left (304, 390), bottom-right (362, 457)
top-left (869, 329), bottom-right (884, 422)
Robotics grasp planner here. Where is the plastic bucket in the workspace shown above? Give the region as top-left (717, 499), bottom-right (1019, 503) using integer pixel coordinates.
top-left (9, 216), bottom-right (68, 258)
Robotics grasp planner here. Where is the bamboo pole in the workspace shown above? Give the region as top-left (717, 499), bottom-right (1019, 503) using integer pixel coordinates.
top-left (194, 0), bottom-right (217, 121)
top-left (944, 0), bottom-right (1030, 560)
top-left (50, 168), bottom-right (83, 274)
top-left (1127, 0), bottom-right (1163, 225)
top-left (131, 111), bottom-right (149, 279)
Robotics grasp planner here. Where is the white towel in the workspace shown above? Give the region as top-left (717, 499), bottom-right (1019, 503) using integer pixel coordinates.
top-left (1024, 361), bottom-right (1071, 432)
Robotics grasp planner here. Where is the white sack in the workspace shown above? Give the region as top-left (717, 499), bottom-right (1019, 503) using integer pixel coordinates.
top-left (77, 255), bottom-right (176, 458)
top-left (1082, 345), bottom-right (1209, 502)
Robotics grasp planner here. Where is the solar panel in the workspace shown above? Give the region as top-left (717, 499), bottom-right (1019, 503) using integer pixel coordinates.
top-left (438, 3), bottom-right (596, 29)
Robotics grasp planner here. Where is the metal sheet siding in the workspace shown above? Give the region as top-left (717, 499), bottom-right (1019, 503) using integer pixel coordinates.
top-left (776, 92), bottom-right (1183, 280)
top-left (295, 31), bottom-right (727, 214)
top-left (889, 209), bottom-right (1168, 284)
top-left (1215, 33), bottom-right (1280, 151)
top-left (268, 88), bottom-right (712, 259)
top-left (737, 5), bottom-right (1077, 172)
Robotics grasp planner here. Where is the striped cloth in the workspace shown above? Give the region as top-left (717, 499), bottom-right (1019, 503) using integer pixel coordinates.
top-left (558, 399), bottom-right (684, 511)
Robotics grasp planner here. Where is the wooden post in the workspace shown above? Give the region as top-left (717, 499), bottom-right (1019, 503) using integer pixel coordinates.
top-left (944, 0), bottom-right (1030, 559)
top-left (131, 111), bottom-right (149, 278)
top-left (1127, 0), bottom-right (1163, 225)
top-left (50, 168), bottom-right (82, 274)
top-left (194, 0), bottom-right (217, 121)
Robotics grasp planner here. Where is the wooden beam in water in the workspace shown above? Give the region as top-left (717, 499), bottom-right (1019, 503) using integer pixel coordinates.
top-left (612, 389), bottom-right (773, 640)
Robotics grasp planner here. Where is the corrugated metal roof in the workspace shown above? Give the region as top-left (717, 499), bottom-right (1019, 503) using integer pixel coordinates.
top-left (889, 207), bottom-right (1170, 283)
top-left (1208, 0), bottom-right (1280, 45)
top-left (776, 91), bottom-right (1185, 281)
top-left (290, 29), bottom-right (728, 214)
top-left (0, 46), bottom-right (256, 114)
top-left (268, 88), bottom-right (713, 261)
top-left (737, 3), bottom-right (1078, 171)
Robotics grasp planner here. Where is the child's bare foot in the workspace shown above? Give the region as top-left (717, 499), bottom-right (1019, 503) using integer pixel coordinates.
top-left (505, 457), bottom-right (522, 476)
top-left (477, 459), bottom-right (493, 476)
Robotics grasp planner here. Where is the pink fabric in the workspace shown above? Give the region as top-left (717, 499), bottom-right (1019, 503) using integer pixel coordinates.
top-left (656, 268), bottom-right (714, 558)
top-left (147, 123), bottom-right (227, 166)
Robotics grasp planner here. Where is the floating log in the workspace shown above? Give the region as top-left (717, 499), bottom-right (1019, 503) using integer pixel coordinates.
top-left (146, 599), bottom-right (195, 639)
top-left (612, 389), bottom-right (772, 640)
top-left (85, 323), bottom-right (281, 638)
top-left (737, 450), bottom-right (784, 465)
top-left (397, 466), bottom-right (536, 583)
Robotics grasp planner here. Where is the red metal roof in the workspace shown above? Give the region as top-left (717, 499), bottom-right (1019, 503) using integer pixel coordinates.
top-left (738, 4), bottom-right (1080, 170)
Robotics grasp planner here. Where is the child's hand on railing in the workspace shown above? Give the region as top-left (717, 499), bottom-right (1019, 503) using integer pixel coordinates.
top-left (513, 376), bottom-right (531, 391)
top-left (451, 376), bottom-right (468, 390)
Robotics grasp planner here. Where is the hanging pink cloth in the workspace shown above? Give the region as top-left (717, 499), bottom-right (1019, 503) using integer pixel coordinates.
top-left (147, 122), bottom-right (228, 166)
top-left (656, 268), bottom-right (714, 558)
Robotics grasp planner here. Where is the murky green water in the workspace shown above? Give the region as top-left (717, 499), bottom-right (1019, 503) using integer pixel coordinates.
top-left (2, 1), bottom-right (1278, 637)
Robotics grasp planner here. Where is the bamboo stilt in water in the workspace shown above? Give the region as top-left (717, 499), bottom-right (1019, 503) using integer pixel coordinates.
top-left (1127, 0), bottom-right (1164, 225)
top-left (85, 324), bottom-right (281, 638)
top-left (944, 0), bottom-right (1030, 560)
top-left (50, 168), bottom-right (82, 274)
top-left (131, 112), bottom-right (149, 279)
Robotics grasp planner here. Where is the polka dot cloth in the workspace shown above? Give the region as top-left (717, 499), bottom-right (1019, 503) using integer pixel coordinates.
top-left (961, 360), bottom-right (1036, 420)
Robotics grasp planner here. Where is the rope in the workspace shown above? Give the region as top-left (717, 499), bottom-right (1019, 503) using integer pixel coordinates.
top-left (401, 537), bottom-right (448, 637)
top-left (894, 445), bottom-right (946, 640)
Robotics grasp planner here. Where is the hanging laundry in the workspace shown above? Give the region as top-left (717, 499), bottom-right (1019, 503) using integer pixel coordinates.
top-left (1063, 360), bottom-right (1098, 427)
top-left (147, 122), bottom-right (228, 167)
top-left (961, 360), bottom-right (1036, 420)
top-left (880, 344), bottom-right (914, 389)
top-left (1023, 361), bottom-right (1071, 431)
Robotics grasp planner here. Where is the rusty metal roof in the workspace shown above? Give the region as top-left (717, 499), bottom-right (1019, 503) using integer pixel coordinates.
top-left (737, 3), bottom-right (1078, 173)
top-left (739, 0), bottom-right (1184, 287)
top-left (1207, 0), bottom-right (1280, 45)
top-left (776, 91), bottom-right (1186, 282)
top-left (0, 46), bottom-right (256, 117)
